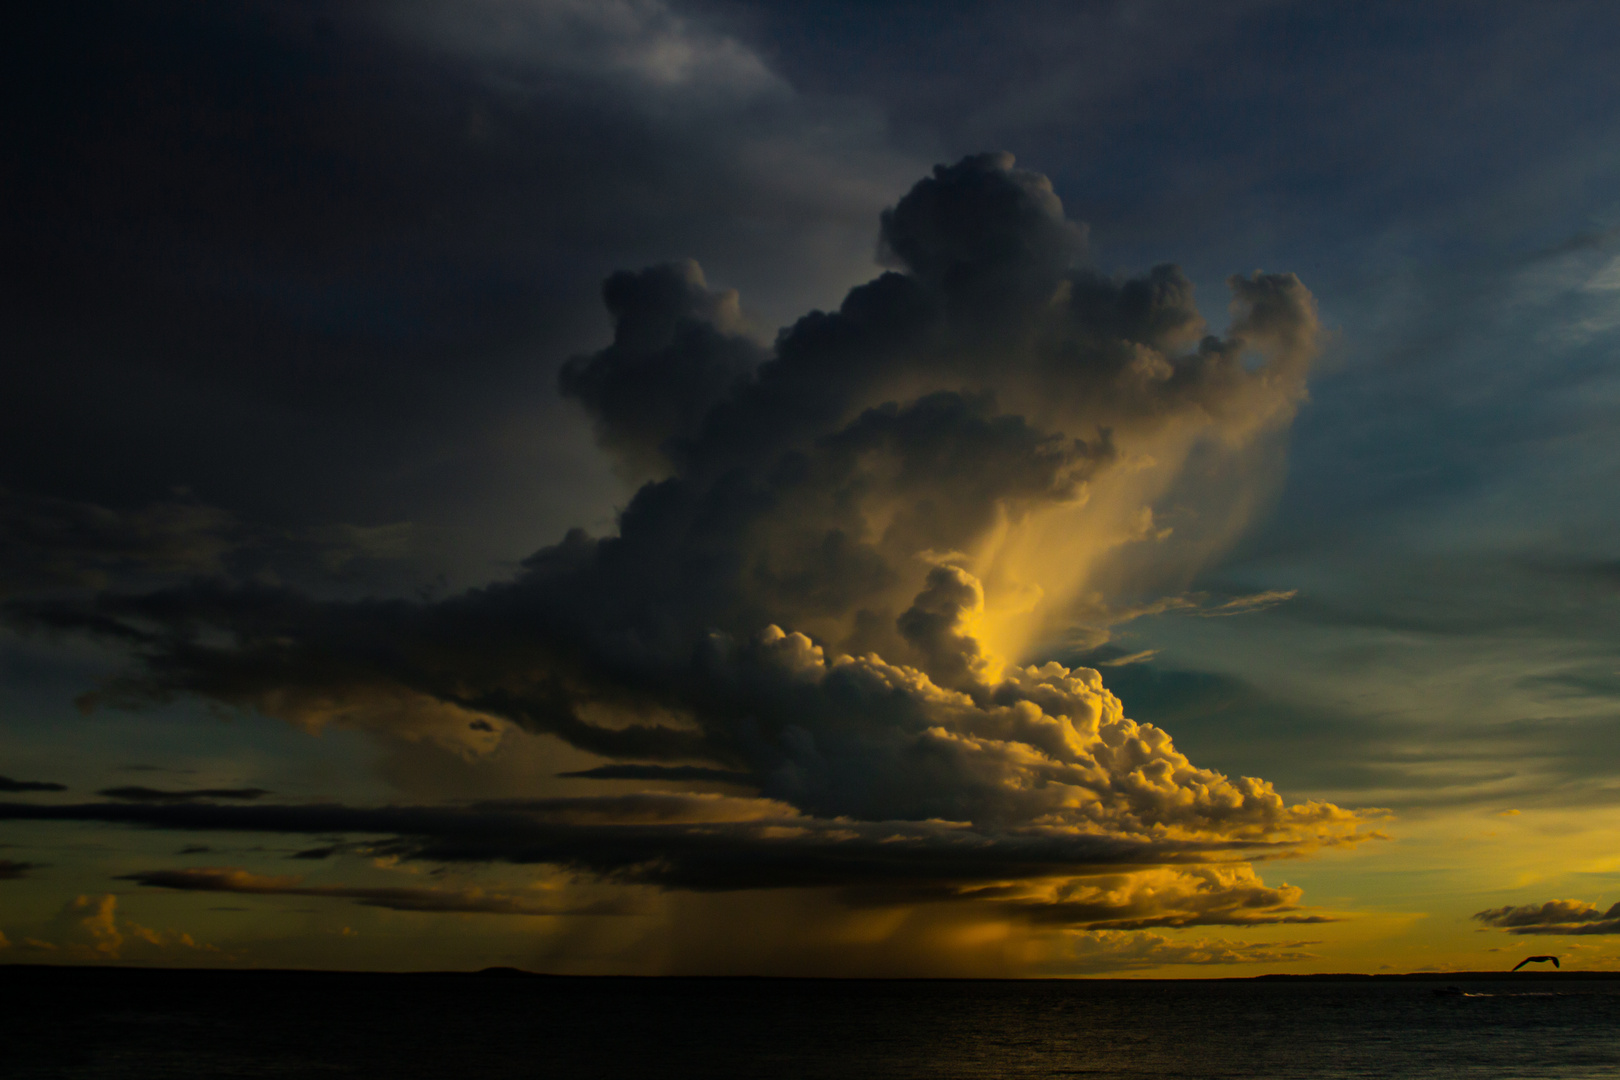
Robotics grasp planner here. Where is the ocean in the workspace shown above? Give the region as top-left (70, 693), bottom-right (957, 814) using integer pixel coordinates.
top-left (5, 967), bottom-right (1619, 1078)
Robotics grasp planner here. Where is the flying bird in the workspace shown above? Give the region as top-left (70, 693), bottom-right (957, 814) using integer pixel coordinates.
top-left (1511, 955), bottom-right (1560, 972)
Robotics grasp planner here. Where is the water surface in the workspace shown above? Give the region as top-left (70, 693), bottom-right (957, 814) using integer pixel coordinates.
top-left (6, 968), bottom-right (1618, 1079)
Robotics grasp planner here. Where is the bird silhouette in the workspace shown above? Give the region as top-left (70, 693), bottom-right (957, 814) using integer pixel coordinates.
top-left (1510, 955), bottom-right (1559, 972)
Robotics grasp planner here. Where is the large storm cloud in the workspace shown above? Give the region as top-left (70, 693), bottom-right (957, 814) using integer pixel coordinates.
top-left (8, 153), bottom-right (1363, 929)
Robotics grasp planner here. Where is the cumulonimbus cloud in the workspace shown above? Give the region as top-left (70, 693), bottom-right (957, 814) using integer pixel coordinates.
top-left (1475, 898), bottom-right (1620, 935)
top-left (6, 153), bottom-right (1366, 932)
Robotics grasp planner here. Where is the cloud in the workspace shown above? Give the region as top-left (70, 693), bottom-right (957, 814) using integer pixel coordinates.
top-left (98, 786), bottom-right (271, 802)
top-left (980, 865), bottom-right (1335, 931)
top-left (4, 153), bottom-right (1358, 932)
top-left (557, 764), bottom-right (756, 785)
top-left (1192, 590), bottom-right (1300, 617)
top-left (27, 893), bottom-right (214, 959)
top-left (73, 893), bottom-right (122, 956)
top-left (1050, 928), bottom-right (1321, 973)
top-left (3, 796), bottom-right (1340, 928)
top-left (3, 0), bottom-right (917, 579)
top-left (1056, 588), bottom-right (1302, 652)
top-left (388, 0), bottom-right (785, 98)
top-left (558, 260), bottom-right (766, 473)
top-left (0, 859), bottom-right (42, 880)
top-left (14, 155), bottom-right (1327, 819)
top-left (0, 488), bottom-right (239, 596)
top-left (0, 775), bottom-right (66, 793)
top-left (3, 0), bottom-right (926, 634)
top-left (120, 867), bottom-right (622, 916)
top-left (1097, 650), bottom-right (1158, 667)
top-left (0, 486), bottom-right (431, 602)
top-left (1474, 898), bottom-right (1620, 935)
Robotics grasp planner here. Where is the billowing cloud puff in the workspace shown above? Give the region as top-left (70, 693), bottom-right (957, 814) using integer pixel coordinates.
top-left (6, 154), bottom-right (1358, 933)
top-left (13, 893), bottom-right (214, 960)
top-left (1475, 898), bottom-right (1620, 935)
top-left (558, 260), bottom-right (765, 472)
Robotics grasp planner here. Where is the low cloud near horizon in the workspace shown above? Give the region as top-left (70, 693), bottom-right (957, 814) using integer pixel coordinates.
top-left (1476, 899), bottom-right (1620, 936)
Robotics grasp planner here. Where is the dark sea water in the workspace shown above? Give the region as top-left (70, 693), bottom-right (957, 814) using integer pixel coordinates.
top-left (5, 968), bottom-right (1620, 1079)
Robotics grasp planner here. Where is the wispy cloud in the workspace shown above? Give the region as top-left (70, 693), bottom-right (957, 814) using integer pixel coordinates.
top-left (121, 867), bottom-right (624, 917)
top-left (98, 786), bottom-right (271, 803)
top-left (0, 775), bottom-right (65, 794)
top-left (1098, 649), bottom-right (1158, 667)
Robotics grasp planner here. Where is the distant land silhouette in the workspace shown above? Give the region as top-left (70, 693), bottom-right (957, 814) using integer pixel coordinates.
top-left (2, 964), bottom-right (1618, 982)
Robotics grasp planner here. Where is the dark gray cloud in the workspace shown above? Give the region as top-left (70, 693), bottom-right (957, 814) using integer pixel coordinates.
top-left (2, 0), bottom-right (914, 586)
top-left (1475, 899), bottom-right (1620, 936)
top-left (119, 866), bottom-right (623, 916)
top-left (0, 486), bottom-right (436, 601)
top-left (1, 796), bottom-right (1325, 928)
top-left (0, 859), bottom-right (43, 880)
top-left (559, 261), bottom-right (766, 473)
top-left (557, 765), bottom-right (757, 785)
top-left (291, 845), bottom-right (343, 860)
top-left (98, 786), bottom-right (272, 802)
top-left (878, 152), bottom-right (1087, 308)
top-left (0, 775), bottom-right (66, 793)
top-left (0, 798), bottom-right (1248, 892)
top-left (0, 489), bottom-right (239, 597)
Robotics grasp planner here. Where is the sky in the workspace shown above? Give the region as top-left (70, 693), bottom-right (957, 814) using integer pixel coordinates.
top-left (3, 0), bottom-right (1620, 977)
